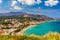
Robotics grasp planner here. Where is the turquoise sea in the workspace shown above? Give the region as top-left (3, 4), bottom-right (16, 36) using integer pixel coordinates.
top-left (23, 20), bottom-right (60, 36)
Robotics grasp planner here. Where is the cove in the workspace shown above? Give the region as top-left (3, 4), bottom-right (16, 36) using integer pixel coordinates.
top-left (23, 20), bottom-right (60, 36)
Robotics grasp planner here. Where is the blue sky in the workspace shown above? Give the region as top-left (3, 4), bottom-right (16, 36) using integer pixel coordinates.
top-left (0, 0), bottom-right (60, 18)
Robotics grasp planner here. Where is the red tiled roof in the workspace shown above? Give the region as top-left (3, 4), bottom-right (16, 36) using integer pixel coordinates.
top-left (0, 30), bottom-right (4, 34)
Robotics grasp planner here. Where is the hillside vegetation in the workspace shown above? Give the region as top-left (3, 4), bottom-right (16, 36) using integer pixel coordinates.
top-left (0, 32), bottom-right (60, 40)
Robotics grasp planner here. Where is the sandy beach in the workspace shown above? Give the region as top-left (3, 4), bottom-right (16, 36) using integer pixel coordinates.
top-left (16, 21), bottom-right (48, 35)
top-left (16, 20), bottom-right (55, 36)
top-left (16, 25), bottom-right (36, 35)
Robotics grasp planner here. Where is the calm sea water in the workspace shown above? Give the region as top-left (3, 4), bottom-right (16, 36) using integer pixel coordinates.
top-left (23, 20), bottom-right (60, 36)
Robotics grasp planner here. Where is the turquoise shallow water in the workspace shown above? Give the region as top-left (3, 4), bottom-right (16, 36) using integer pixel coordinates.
top-left (23, 20), bottom-right (60, 36)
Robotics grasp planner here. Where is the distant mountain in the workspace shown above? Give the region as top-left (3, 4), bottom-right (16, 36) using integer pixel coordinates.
top-left (0, 12), bottom-right (53, 20)
top-left (22, 14), bottom-right (54, 20)
top-left (0, 12), bottom-right (27, 16)
top-left (54, 18), bottom-right (60, 20)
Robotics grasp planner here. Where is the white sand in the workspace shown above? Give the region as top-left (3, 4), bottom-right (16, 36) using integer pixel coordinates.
top-left (16, 21), bottom-right (49, 35)
top-left (16, 25), bottom-right (36, 35)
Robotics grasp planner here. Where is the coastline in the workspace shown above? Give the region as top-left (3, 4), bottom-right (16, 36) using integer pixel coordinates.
top-left (16, 25), bottom-right (36, 35)
top-left (16, 20), bottom-right (53, 35)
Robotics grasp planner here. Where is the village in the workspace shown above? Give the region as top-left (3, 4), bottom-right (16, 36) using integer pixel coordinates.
top-left (0, 14), bottom-right (52, 35)
top-left (0, 18), bottom-right (40, 35)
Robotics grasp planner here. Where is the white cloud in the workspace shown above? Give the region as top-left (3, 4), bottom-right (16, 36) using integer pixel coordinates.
top-left (10, 6), bottom-right (23, 10)
top-left (18, 0), bottom-right (41, 5)
top-left (45, 0), bottom-right (59, 7)
top-left (13, 6), bottom-right (22, 10)
top-left (11, 0), bottom-right (22, 10)
top-left (25, 0), bottom-right (36, 5)
top-left (11, 0), bottom-right (17, 6)
top-left (0, 0), bottom-right (2, 4)
top-left (36, 0), bottom-right (42, 4)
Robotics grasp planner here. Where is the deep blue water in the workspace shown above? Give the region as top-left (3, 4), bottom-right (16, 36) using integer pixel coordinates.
top-left (23, 20), bottom-right (60, 36)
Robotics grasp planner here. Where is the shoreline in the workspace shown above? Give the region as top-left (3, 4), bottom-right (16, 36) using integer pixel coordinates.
top-left (16, 25), bottom-right (36, 35)
top-left (16, 20), bottom-right (53, 35)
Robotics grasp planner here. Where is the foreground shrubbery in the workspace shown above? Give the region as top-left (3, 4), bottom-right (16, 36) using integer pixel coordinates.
top-left (0, 32), bottom-right (60, 40)
top-left (0, 35), bottom-right (40, 40)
